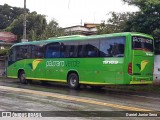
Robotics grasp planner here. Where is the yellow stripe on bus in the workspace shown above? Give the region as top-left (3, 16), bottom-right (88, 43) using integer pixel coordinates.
top-left (26, 77), bottom-right (67, 83)
top-left (130, 81), bottom-right (152, 84)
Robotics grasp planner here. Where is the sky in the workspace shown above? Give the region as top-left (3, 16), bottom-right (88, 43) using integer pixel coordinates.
top-left (0, 0), bottom-right (139, 28)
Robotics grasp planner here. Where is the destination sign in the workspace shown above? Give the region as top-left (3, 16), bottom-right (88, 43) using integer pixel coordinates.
top-left (132, 36), bottom-right (152, 44)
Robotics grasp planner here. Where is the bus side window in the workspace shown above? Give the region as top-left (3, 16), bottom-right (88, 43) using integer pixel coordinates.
top-left (100, 39), bottom-right (112, 57)
top-left (45, 43), bottom-right (60, 58)
top-left (68, 45), bottom-right (78, 58)
top-left (66, 45), bottom-right (73, 57)
top-left (78, 45), bottom-right (86, 57)
top-left (60, 44), bottom-right (66, 58)
top-left (111, 37), bottom-right (125, 57)
top-left (117, 44), bottom-right (124, 57)
top-left (78, 41), bottom-right (88, 57)
top-left (36, 47), bottom-right (44, 58)
top-left (111, 43), bottom-right (119, 57)
top-left (100, 37), bottom-right (125, 57)
top-left (16, 46), bottom-right (26, 60)
top-left (86, 40), bottom-right (99, 57)
top-left (64, 41), bottom-right (78, 58)
top-left (31, 45), bottom-right (44, 58)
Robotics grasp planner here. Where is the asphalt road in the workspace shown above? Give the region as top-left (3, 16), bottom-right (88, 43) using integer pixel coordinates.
top-left (0, 78), bottom-right (160, 120)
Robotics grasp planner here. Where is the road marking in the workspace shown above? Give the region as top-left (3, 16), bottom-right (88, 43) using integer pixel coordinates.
top-left (0, 85), bottom-right (152, 111)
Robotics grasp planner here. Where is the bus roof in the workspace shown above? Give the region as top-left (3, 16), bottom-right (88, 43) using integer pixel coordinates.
top-left (11, 32), bottom-right (153, 47)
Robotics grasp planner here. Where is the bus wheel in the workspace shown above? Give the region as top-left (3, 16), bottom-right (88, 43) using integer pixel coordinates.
top-left (68, 73), bottom-right (80, 89)
top-left (19, 71), bottom-right (27, 84)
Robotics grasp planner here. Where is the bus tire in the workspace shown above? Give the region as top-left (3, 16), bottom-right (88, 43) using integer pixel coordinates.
top-left (19, 71), bottom-right (27, 84)
top-left (68, 73), bottom-right (80, 90)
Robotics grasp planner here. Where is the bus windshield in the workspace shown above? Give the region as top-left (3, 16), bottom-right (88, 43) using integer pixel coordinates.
top-left (132, 36), bottom-right (153, 52)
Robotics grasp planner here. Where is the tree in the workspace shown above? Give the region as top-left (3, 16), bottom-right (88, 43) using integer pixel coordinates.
top-left (0, 4), bottom-right (63, 41)
top-left (27, 12), bottom-right (47, 40)
top-left (122, 0), bottom-right (160, 39)
top-left (97, 22), bottom-right (109, 34)
top-left (6, 12), bottom-right (47, 41)
top-left (0, 14), bottom-right (8, 29)
top-left (0, 4), bottom-right (29, 29)
top-left (97, 12), bottom-right (133, 34)
top-left (42, 19), bottom-right (64, 39)
top-left (6, 12), bottom-right (64, 41)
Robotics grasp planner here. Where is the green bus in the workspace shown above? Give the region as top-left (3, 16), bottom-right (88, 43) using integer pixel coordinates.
top-left (7, 32), bottom-right (154, 89)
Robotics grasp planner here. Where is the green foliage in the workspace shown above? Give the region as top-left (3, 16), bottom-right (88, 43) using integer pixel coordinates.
top-left (5, 14), bottom-right (23, 38)
top-left (0, 4), bottom-right (63, 41)
top-left (97, 12), bottom-right (133, 34)
top-left (152, 29), bottom-right (160, 40)
top-left (97, 0), bottom-right (160, 39)
top-left (26, 12), bottom-right (47, 40)
top-left (41, 19), bottom-right (64, 40)
top-left (122, 0), bottom-right (160, 39)
top-left (0, 47), bottom-right (10, 55)
top-left (0, 4), bottom-right (29, 29)
top-left (0, 14), bottom-right (8, 29)
top-left (6, 12), bottom-right (47, 41)
top-left (97, 22), bottom-right (109, 34)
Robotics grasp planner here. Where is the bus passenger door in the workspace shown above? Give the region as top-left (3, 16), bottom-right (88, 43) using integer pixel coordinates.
top-left (32, 59), bottom-right (46, 80)
top-left (31, 45), bottom-right (46, 80)
top-left (45, 42), bottom-right (61, 81)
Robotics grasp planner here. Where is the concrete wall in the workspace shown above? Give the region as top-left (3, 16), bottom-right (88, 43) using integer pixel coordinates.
top-left (0, 43), bottom-right (11, 77)
top-left (0, 59), bottom-right (6, 76)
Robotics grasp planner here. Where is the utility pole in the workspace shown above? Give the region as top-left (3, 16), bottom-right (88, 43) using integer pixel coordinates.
top-left (22, 0), bottom-right (27, 42)
top-left (68, 0), bottom-right (70, 9)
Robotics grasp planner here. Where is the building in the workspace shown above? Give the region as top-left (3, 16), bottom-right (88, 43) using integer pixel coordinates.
top-left (0, 32), bottom-right (16, 55)
top-left (0, 32), bottom-right (17, 54)
top-left (63, 23), bottom-right (100, 36)
top-left (0, 32), bottom-right (17, 43)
